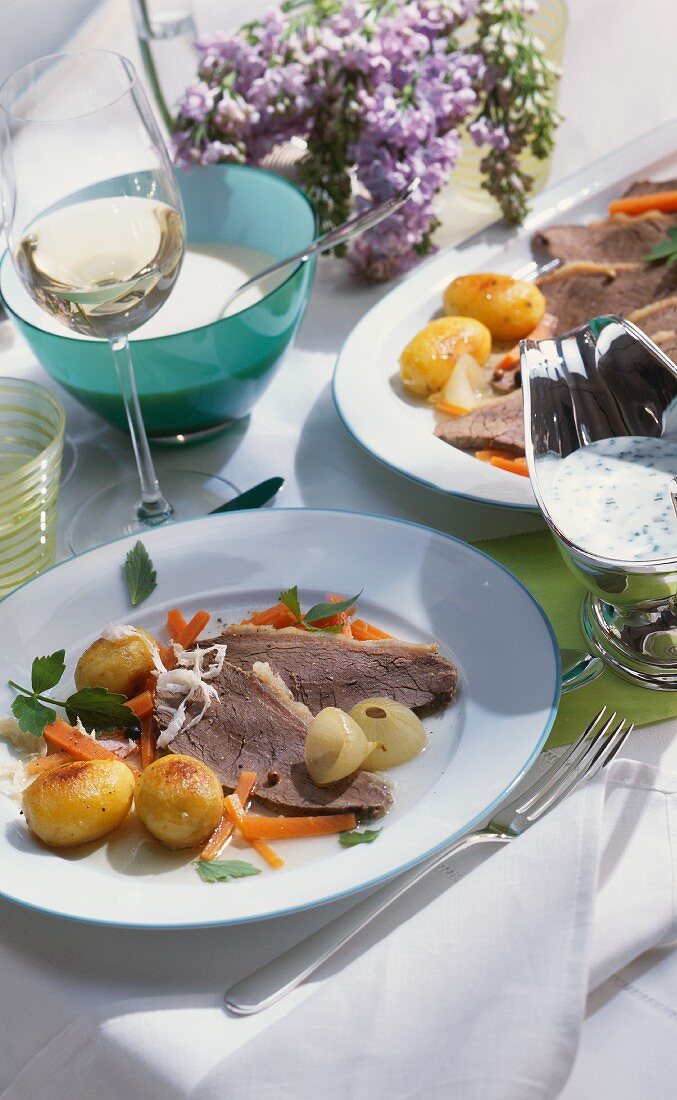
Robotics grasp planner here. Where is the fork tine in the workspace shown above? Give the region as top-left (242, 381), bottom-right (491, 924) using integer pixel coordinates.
top-left (526, 717), bottom-right (633, 821)
top-left (514, 707), bottom-right (608, 814)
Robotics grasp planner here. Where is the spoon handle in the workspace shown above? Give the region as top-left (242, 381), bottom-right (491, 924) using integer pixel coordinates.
top-left (218, 177), bottom-right (420, 318)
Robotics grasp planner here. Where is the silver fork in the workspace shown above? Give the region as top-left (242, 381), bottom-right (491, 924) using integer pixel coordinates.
top-left (225, 707), bottom-right (632, 1015)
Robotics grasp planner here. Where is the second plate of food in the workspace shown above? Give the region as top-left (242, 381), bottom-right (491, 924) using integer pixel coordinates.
top-left (333, 120), bottom-right (677, 509)
top-left (0, 509), bottom-right (558, 927)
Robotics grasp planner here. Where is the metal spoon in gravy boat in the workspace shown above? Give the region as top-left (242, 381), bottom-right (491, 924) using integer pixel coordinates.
top-left (217, 177), bottom-right (420, 319)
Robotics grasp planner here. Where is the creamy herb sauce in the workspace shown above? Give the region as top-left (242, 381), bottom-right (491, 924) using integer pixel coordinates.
top-left (546, 436), bottom-right (677, 562)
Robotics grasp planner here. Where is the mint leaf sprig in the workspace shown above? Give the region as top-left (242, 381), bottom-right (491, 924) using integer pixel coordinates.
top-left (194, 859), bottom-right (261, 883)
top-left (339, 828), bottom-right (382, 848)
top-left (278, 585), bottom-right (362, 634)
top-left (645, 226), bottom-right (677, 266)
top-left (8, 650), bottom-right (137, 737)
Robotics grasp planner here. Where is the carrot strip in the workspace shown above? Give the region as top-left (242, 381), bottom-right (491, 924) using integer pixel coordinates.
top-left (243, 603), bottom-right (298, 629)
top-left (200, 771), bottom-right (258, 861)
top-left (167, 608), bottom-right (187, 640)
top-left (234, 770), bottom-right (258, 804)
top-left (200, 815), bottom-right (236, 861)
top-left (239, 812), bottom-right (357, 840)
top-left (224, 791), bottom-right (247, 829)
top-left (609, 190), bottom-right (677, 216)
top-left (252, 839), bottom-right (285, 869)
top-left (475, 448), bottom-right (520, 463)
top-left (177, 610), bottom-right (211, 650)
top-left (43, 718), bottom-right (122, 762)
top-left (436, 400), bottom-right (471, 417)
top-left (495, 313), bottom-right (558, 373)
top-left (140, 715), bottom-right (156, 769)
top-left (351, 618), bottom-right (393, 641)
top-left (126, 690), bottom-right (154, 720)
top-left (26, 751), bottom-right (71, 776)
top-left (490, 455), bottom-right (530, 477)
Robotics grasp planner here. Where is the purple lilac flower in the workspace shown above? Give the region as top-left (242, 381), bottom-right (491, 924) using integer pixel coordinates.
top-left (173, 0), bottom-right (559, 277)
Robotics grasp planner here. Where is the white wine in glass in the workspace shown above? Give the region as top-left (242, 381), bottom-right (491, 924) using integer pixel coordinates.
top-left (0, 50), bottom-right (236, 553)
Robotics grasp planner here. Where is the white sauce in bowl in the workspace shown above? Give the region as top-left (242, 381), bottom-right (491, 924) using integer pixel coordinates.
top-left (545, 435), bottom-right (677, 562)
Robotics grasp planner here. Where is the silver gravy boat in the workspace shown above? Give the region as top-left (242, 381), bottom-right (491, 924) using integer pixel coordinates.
top-left (521, 315), bottom-right (677, 690)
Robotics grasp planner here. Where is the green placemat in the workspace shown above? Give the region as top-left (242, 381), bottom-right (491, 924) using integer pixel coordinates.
top-left (477, 530), bottom-right (677, 747)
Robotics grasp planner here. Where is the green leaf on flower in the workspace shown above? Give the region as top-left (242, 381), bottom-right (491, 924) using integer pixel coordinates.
top-left (279, 585), bottom-right (302, 620)
top-left (30, 650), bottom-right (66, 695)
top-left (64, 688), bottom-right (138, 733)
top-left (304, 592), bottom-right (362, 624)
top-left (11, 695), bottom-right (56, 737)
top-left (339, 828), bottom-right (382, 848)
top-left (645, 226), bottom-right (677, 265)
top-left (124, 541), bottom-right (157, 607)
top-left (194, 859), bottom-right (262, 883)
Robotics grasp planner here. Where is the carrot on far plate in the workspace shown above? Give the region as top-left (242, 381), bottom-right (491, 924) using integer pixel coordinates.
top-left (608, 190), bottom-right (677, 216)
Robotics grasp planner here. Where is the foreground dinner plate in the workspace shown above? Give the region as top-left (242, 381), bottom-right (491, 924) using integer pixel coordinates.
top-left (0, 509), bottom-right (559, 927)
top-left (333, 119), bottom-right (677, 510)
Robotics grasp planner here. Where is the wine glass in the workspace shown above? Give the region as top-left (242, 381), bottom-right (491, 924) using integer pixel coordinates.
top-left (0, 50), bottom-right (236, 553)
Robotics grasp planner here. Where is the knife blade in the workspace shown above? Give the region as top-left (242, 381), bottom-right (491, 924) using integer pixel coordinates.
top-left (209, 477), bottom-right (284, 515)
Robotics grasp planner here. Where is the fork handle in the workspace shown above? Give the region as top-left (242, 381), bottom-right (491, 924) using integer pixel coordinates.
top-left (225, 830), bottom-right (507, 1015)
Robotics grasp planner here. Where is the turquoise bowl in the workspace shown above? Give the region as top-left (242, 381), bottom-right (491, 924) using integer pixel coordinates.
top-left (0, 165), bottom-right (316, 440)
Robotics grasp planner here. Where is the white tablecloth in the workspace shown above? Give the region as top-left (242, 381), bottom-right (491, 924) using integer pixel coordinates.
top-left (1, 1), bottom-right (677, 1096)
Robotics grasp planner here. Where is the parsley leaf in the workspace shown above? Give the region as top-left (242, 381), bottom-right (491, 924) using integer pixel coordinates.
top-left (64, 688), bottom-right (137, 733)
top-left (278, 585), bottom-right (302, 621)
top-left (645, 227), bottom-right (677, 266)
top-left (304, 592), bottom-right (362, 624)
top-left (125, 541), bottom-right (157, 607)
top-left (194, 859), bottom-right (262, 883)
top-left (9, 655), bottom-right (137, 737)
top-left (339, 828), bottom-right (382, 848)
top-left (31, 650), bottom-right (66, 695)
top-left (11, 695), bottom-right (56, 737)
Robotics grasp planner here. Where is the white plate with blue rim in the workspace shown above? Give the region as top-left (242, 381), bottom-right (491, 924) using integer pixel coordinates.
top-left (0, 509), bottom-right (559, 927)
top-left (333, 119), bottom-right (677, 510)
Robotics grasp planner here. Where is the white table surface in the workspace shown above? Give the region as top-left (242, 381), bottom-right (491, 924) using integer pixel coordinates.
top-left (1, 1), bottom-right (677, 1096)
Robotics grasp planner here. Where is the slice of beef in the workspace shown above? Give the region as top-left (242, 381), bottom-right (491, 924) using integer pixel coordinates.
top-left (629, 296), bottom-right (677, 363)
top-left (534, 212), bottom-right (677, 265)
top-left (435, 390), bottom-right (524, 454)
top-left (622, 178), bottom-right (677, 198)
top-left (536, 261), bottom-right (677, 334)
top-left (213, 626), bottom-right (458, 717)
top-left (158, 660), bottom-right (392, 818)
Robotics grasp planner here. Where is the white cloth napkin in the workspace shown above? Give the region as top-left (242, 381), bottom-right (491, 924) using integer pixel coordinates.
top-left (4, 757), bottom-right (676, 1100)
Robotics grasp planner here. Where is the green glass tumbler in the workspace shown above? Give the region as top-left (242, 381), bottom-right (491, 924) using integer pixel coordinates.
top-left (0, 378), bottom-right (64, 597)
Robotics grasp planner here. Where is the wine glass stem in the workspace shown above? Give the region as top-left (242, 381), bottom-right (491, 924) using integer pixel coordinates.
top-left (109, 335), bottom-right (174, 524)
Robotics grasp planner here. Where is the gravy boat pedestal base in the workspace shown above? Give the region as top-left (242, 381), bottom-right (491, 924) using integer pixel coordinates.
top-left (582, 593), bottom-right (677, 689)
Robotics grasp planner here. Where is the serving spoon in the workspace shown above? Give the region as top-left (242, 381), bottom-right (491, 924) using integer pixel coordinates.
top-left (217, 177), bottom-right (420, 319)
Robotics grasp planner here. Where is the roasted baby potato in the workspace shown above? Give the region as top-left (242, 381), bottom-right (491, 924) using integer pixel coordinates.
top-left (134, 754), bottom-right (223, 850)
top-left (399, 315), bottom-right (491, 397)
top-left (443, 274), bottom-right (546, 342)
top-left (23, 759), bottom-right (135, 848)
top-left (74, 628), bottom-right (158, 698)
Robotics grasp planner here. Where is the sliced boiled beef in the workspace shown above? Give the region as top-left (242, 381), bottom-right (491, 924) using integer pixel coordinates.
top-left (536, 261), bottom-right (677, 334)
top-left (534, 212), bottom-right (677, 265)
top-left (158, 660), bottom-right (392, 818)
top-left (435, 389), bottom-right (524, 454)
top-left (622, 178), bottom-right (677, 198)
top-left (211, 625), bottom-right (458, 716)
top-left (629, 297), bottom-right (677, 363)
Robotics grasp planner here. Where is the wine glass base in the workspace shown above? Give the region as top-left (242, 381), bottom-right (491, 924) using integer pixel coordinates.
top-left (67, 469), bottom-right (239, 554)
